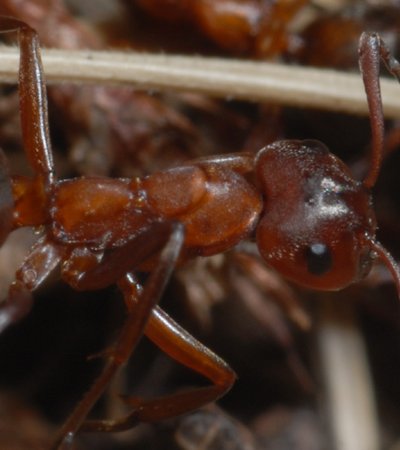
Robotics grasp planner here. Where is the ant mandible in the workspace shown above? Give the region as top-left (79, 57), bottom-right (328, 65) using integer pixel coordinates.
top-left (0, 17), bottom-right (399, 450)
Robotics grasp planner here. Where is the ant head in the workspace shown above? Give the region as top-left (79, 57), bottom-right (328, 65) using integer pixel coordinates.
top-left (254, 32), bottom-right (400, 295)
top-left (255, 139), bottom-right (389, 291)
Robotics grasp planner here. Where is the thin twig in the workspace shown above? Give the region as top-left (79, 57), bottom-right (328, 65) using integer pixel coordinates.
top-left (0, 46), bottom-right (400, 117)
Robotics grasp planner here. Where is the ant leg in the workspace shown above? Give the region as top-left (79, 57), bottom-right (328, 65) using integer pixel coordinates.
top-left (358, 32), bottom-right (400, 189)
top-left (51, 222), bottom-right (184, 449)
top-left (0, 235), bottom-right (62, 332)
top-left (61, 221), bottom-right (181, 291)
top-left (0, 17), bottom-right (54, 187)
top-left (81, 305), bottom-right (236, 432)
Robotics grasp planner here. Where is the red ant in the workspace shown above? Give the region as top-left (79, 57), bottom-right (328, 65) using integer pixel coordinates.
top-left (0, 16), bottom-right (399, 450)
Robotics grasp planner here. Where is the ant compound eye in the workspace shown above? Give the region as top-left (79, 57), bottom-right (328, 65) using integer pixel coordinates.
top-left (305, 243), bottom-right (332, 276)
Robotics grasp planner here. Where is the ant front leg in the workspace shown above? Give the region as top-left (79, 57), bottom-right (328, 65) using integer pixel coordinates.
top-left (81, 304), bottom-right (236, 432)
top-left (52, 222), bottom-right (185, 449)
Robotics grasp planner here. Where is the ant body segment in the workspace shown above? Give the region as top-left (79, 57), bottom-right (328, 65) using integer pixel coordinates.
top-left (0, 17), bottom-right (399, 449)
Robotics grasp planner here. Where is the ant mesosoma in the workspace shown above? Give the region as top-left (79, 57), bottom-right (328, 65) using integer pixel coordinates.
top-left (0, 17), bottom-right (399, 450)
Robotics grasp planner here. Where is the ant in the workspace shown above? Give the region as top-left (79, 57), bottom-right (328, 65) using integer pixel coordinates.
top-left (0, 16), bottom-right (399, 450)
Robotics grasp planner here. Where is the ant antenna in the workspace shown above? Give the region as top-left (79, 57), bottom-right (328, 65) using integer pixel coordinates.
top-left (367, 238), bottom-right (400, 299)
top-left (358, 32), bottom-right (400, 297)
top-left (359, 32), bottom-right (385, 189)
top-left (359, 32), bottom-right (400, 189)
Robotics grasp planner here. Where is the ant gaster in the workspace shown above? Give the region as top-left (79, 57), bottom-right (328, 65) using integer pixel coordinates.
top-left (0, 17), bottom-right (399, 450)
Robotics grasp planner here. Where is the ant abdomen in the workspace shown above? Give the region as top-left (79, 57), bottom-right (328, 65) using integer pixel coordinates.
top-left (255, 139), bottom-right (376, 290)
